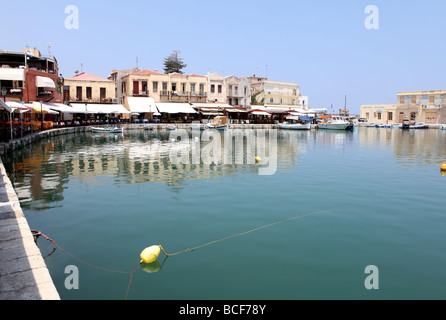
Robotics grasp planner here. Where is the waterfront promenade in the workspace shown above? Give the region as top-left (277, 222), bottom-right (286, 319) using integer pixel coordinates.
top-left (0, 158), bottom-right (60, 300)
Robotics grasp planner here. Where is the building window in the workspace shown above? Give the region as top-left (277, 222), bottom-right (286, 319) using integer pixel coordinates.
top-left (153, 82), bottom-right (158, 93)
top-left (199, 83), bottom-right (204, 94)
top-left (293, 89), bottom-right (297, 96)
top-left (365, 112), bottom-right (369, 120)
top-left (122, 82), bottom-right (126, 94)
top-left (218, 85), bottom-right (222, 93)
top-left (142, 81), bottom-right (148, 94)
top-left (162, 82), bottom-right (168, 91)
top-left (388, 112), bottom-right (393, 121)
top-left (100, 88), bottom-right (106, 99)
top-left (211, 84), bottom-right (215, 93)
top-left (181, 83), bottom-right (186, 92)
top-left (171, 83), bottom-right (177, 91)
top-left (377, 112), bottom-right (381, 120)
top-left (410, 112), bottom-right (416, 121)
top-left (86, 87), bottom-right (92, 99)
top-left (133, 81), bottom-right (139, 95)
top-left (270, 98), bottom-right (274, 103)
top-left (76, 86), bottom-right (82, 101)
top-left (190, 83), bottom-right (196, 93)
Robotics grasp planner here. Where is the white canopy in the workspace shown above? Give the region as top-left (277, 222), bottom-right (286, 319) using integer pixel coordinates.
top-left (127, 97), bottom-right (158, 113)
top-left (25, 102), bottom-right (59, 114)
top-left (156, 103), bottom-right (197, 114)
top-left (69, 103), bottom-right (130, 114)
top-left (36, 76), bottom-right (56, 88)
top-left (0, 68), bottom-right (25, 81)
top-left (0, 100), bottom-right (29, 113)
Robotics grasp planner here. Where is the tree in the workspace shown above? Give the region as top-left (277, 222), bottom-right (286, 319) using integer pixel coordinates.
top-left (163, 50), bottom-right (187, 74)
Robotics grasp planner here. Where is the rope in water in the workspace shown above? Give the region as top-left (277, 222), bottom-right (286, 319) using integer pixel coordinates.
top-left (33, 210), bottom-right (329, 299)
top-left (159, 210), bottom-right (329, 257)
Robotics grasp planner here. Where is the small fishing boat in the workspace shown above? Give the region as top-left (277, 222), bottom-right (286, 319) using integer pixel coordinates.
top-left (318, 116), bottom-right (353, 131)
top-left (366, 123), bottom-right (375, 127)
top-left (91, 127), bottom-right (123, 134)
top-left (167, 125), bottom-right (177, 131)
top-left (440, 125), bottom-right (446, 130)
top-left (206, 116), bottom-right (229, 130)
top-left (279, 122), bottom-right (311, 130)
top-left (279, 116), bottom-right (311, 130)
top-left (375, 123), bottom-right (385, 128)
top-left (409, 123), bottom-right (428, 129)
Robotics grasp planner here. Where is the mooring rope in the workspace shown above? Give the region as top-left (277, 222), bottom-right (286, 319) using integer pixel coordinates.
top-left (159, 210), bottom-right (330, 257)
top-left (33, 210), bottom-right (329, 299)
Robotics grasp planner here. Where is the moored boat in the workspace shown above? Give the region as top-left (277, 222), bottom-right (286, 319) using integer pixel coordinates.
top-left (91, 127), bottom-right (123, 134)
top-left (279, 122), bottom-right (311, 130)
top-left (167, 125), bottom-right (177, 130)
top-left (206, 116), bottom-right (229, 130)
top-left (318, 116), bottom-right (353, 131)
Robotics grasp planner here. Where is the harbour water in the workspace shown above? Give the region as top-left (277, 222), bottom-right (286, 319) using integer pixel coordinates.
top-left (2, 127), bottom-right (446, 300)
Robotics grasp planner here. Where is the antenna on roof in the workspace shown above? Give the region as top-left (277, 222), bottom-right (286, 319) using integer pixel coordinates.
top-left (80, 63), bottom-right (83, 73)
top-left (136, 57), bottom-right (139, 69)
top-left (47, 42), bottom-right (52, 57)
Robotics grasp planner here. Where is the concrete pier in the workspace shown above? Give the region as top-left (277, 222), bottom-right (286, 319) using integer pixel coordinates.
top-left (0, 159), bottom-right (60, 300)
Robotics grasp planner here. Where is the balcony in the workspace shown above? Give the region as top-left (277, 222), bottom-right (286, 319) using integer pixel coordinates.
top-left (1, 87), bottom-right (23, 96)
top-left (131, 91), bottom-right (149, 97)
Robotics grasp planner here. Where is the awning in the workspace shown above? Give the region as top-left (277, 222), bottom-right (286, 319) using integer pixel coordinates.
top-left (0, 68), bottom-right (25, 81)
top-left (252, 111), bottom-right (271, 116)
top-left (156, 103), bottom-right (197, 114)
top-left (0, 100), bottom-right (30, 113)
top-left (226, 108), bottom-right (249, 113)
top-left (36, 76), bottom-right (56, 88)
top-left (193, 103), bottom-right (232, 110)
top-left (25, 102), bottom-right (59, 114)
top-left (127, 97), bottom-right (158, 113)
top-left (69, 103), bottom-right (130, 114)
top-left (47, 103), bottom-right (80, 113)
top-left (300, 116), bottom-right (309, 121)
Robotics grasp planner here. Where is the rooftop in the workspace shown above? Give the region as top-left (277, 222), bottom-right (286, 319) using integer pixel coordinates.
top-left (65, 72), bottom-right (113, 82)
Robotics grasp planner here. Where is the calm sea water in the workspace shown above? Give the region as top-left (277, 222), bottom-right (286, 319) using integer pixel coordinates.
top-left (2, 127), bottom-right (446, 300)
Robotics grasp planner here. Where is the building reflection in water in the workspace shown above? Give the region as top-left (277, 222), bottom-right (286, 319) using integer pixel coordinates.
top-left (4, 129), bottom-right (311, 210)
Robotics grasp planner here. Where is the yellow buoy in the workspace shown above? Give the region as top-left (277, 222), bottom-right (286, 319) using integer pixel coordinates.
top-left (140, 245), bottom-right (161, 264)
top-left (255, 156), bottom-right (262, 163)
top-left (441, 163), bottom-right (446, 172)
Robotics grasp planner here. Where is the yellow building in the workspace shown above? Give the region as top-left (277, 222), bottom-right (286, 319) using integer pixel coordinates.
top-left (63, 72), bottom-right (116, 103)
top-left (361, 90), bottom-right (446, 124)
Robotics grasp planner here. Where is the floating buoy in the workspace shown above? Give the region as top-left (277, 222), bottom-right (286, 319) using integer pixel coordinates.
top-left (140, 245), bottom-right (161, 264)
top-left (255, 156), bottom-right (262, 163)
top-left (441, 163), bottom-right (446, 172)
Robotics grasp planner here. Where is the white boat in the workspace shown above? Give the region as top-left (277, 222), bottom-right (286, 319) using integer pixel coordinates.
top-left (366, 123), bottom-right (375, 127)
top-left (167, 125), bottom-right (177, 130)
top-left (206, 116), bottom-right (229, 130)
top-left (144, 126), bottom-right (155, 131)
top-left (375, 124), bottom-right (385, 128)
top-left (409, 123), bottom-right (428, 129)
top-left (279, 122), bottom-right (311, 130)
top-left (318, 116), bottom-right (353, 131)
top-left (440, 125), bottom-right (446, 130)
top-left (91, 127), bottom-right (123, 134)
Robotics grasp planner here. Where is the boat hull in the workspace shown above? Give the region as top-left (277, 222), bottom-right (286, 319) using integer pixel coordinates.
top-left (91, 127), bottom-right (123, 134)
top-left (279, 123), bottom-right (311, 130)
top-left (318, 123), bottom-right (353, 130)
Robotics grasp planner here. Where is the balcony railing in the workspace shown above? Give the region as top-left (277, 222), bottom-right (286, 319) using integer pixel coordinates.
top-left (1, 87), bottom-right (23, 95)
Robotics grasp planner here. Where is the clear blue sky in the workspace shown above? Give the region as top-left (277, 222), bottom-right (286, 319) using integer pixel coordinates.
top-left (2, 0), bottom-right (445, 113)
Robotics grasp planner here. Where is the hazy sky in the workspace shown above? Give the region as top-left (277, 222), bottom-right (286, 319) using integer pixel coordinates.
top-left (2, 0), bottom-right (445, 113)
